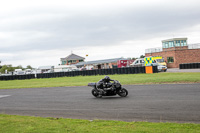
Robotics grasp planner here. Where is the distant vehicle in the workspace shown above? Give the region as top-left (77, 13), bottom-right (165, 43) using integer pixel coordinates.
top-left (54, 65), bottom-right (78, 72)
top-left (25, 69), bottom-right (32, 74)
top-left (43, 70), bottom-right (52, 73)
top-left (118, 60), bottom-right (133, 68)
top-left (38, 66), bottom-right (54, 73)
top-left (130, 58), bottom-right (144, 67)
top-left (146, 63), bottom-right (167, 72)
top-left (85, 65), bottom-right (94, 70)
top-left (14, 69), bottom-right (25, 75)
top-left (131, 57), bottom-right (167, 72)
top-left (0, 73), bottom-right (12, 76)
top-left (80, 67), bottom-right (86, 71)
top-left (31, 69), bottom-right (42, 74)
top-left (144, 56), bottom-right (166, 66)
top-left (152, 58), bottom-right (166, 66)
top-left (157, 64), bottom-right (167, 72)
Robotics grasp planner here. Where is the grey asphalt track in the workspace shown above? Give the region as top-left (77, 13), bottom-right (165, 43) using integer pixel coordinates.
top-left (0, 84), bottom-right (200, 123)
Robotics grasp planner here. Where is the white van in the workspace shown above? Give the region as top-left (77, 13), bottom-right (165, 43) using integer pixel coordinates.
top-left (14, 69), bottom-right (25, 75)
top-left (130, 58), bottom-right (145, 67)
top-left (25, 69), bottom-right (32, 74)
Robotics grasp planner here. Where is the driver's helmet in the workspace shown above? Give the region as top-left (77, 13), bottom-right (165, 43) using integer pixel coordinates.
top-left (104, 76), bottom-right (110, 82)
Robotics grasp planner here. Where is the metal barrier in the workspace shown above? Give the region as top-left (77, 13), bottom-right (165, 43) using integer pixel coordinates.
top-left (0, 66), bottom-right (158, 80)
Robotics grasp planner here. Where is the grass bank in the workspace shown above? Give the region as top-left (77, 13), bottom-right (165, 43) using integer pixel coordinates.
top-left (0, 114), bottom-right (200, 133)
top-left (0, 72), bottom-right (200, 89)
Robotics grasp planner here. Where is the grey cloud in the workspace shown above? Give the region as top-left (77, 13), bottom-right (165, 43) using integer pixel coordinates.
top-left (1, 1), bottom-right (200, 53)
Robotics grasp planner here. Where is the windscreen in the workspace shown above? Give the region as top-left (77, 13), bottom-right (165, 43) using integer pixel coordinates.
top-left (156, 59), bottom-right (164, 62)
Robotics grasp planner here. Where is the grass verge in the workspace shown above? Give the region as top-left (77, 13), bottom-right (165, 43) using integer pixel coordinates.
top-left (0, 114), bottom-right (200, 133)
top-left (0, 72), bottom-right (200, 89)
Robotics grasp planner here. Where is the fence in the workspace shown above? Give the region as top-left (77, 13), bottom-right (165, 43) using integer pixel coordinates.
top-left (179, 63), bottom-right (200, 69)
top-left (0, 66), bottom-right (158, 80)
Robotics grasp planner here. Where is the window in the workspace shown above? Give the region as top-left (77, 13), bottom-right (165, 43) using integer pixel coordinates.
top-left (169, 41), bottom-right (174, 47)
top-left (167, 57), bottom-right (174, 63)
top-left (183, 40), bottom-right (187, 46)
top-left (62, 61), bottom-right (67, 65)
top-left (162, 42), bottom-right (166, 48)
top-left (175, 40), bottom-right (180, 46)
top-left (181, 40), bottom-right (184, 46)
top-left (156, 59), bottom-right (164, 63)
top-left (72, 60), bottom-right (76, 63)
top-left (163, 42), bottom-right (169, 48)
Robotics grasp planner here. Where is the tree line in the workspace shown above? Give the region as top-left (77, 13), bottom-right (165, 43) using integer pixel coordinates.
top-left (0, 65), bottom-right (33, 74)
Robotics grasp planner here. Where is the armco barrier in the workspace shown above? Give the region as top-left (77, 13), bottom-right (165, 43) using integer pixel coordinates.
top-left (153, 66), bottom-right (158, 73)
top-left (0, 66), bottom-right (159, 80)
top-left (0, 74), bottom-right (35, 80)
top-left (179, 63), bottom-right (200, 69)
top-left (179, 64), bottom-right (182, 69)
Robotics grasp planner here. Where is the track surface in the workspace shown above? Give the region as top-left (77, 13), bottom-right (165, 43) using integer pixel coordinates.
top-left (0, 84), bottom-right (200, 123)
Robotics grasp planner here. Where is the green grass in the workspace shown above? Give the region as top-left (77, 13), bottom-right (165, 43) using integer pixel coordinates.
top-left (0, 114), bottom-right (200, 133)
top-left (0, 72), bottom-right (200, 89)
top-left (1, 73), bottom-right (200, 132)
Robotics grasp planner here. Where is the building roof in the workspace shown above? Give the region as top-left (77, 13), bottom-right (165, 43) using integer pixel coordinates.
top-left (75, 57), bottom-right (125, 66)
top-left (162, 38), bottom-right (187, 42)
top-left (38, 66), bottom-right (54, 70)
top-left (61, 53), bottom-right (85, 61)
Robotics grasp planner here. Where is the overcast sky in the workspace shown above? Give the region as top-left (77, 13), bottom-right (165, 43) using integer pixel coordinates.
top-left (0, 0), bottom-right (200, 68)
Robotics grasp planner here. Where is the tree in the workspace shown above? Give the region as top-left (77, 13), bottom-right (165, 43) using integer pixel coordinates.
top-left (0, 65), bottom-right (14, 74)
top-left (140, 55), bottom-right (145, 58)
top-left (26, 65), bottom-right (33, 69)
top-left (16, 65), bottom-right (23, 69)
top-left (131, 57), bottom-right (137, 60)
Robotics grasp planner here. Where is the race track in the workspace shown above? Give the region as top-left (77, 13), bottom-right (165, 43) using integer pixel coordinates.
top-left (0, 84), bottom-right (200, 123)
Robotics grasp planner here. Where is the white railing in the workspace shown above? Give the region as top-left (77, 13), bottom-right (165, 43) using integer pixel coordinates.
top-left (145, 47), bottom-right (162, 53)
top-left (188, 43), bottom-right (200, 49)
top-left (145, 43), bottom-right (200, 54)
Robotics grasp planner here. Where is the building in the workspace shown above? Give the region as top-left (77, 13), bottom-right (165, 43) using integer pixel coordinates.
top-left (75, 58), bottom-right (131, 69)
top-left (38, 66), bottom-right (54, 73)
top-left (145, 38), bottom-right (200, 68)
top-left (60, 53), bottom-right (85, 65)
